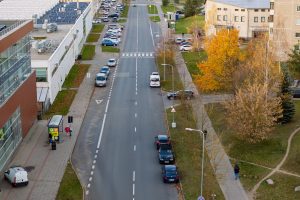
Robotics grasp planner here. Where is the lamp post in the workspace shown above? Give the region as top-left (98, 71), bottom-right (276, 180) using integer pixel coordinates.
top-left (185, 128), bottom-right (207, 199)
top-left (161, 63), bottom-right (176, 128)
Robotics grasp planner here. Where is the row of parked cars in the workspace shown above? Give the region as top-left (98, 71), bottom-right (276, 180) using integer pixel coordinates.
top-left (102, 23), bottom-right (124, 46)
top-left (95, 58), bottom-right (117, 87)
top-left (175, 37), bottom-right (193, 51)
top-left (154, 135), bottom-right (179, 183)
top-left (93, 0), bottom-right (124, 24)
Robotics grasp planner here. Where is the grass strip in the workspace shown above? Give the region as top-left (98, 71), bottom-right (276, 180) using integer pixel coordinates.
top-left (181, 51), bottom-right (207, 79)
top-left (62, 64), bottom-right (90, 88)
top-left (86, 33), bottom-right (101, 43)
top-left (102, 46), bottom-right (120, 53)
top-left (148, 5), bottom-right (158, 14)
top-left (81, 45), bottom-right (95, 60)
top-left (150, 16), bottom-right (161, 22)
top-left (175, 15), bottom-right (205, 34)
top-left (56, 162), bottom-right (83, 200)
top-left (91, 24), bottom-right (104, 33)
top-left (120, 5), bottom-right (129, 18)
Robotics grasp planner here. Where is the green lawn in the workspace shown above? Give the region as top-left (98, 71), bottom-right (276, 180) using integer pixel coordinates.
top-left (62, 64), bottom-right (90, 88)
top-left (56, 162), bottom-right (83, 200)
top-left (161, 4), bottom-right (176, 14)
top-left (175, 15), bottom-right (205, 34)
top-left (43, 90), bottom-right (77, 119)
top-left (118, 18), bottom-right (127, 23)
top-left (101, 46), bottom-right (120, 53)
top-left (150, 16), bottom-right (160, 22)
top-left (120, 5), bottom-right (129, 18)
top-left (147, 5), bottom-right (158, 14)
top-left (181, 51), bottom-right (207, 79)
top-left (256, 173), bottom-right (300, 200)
top-left (86, 33), bottom-right (101, 43)
top-left (166, 104), bottom-right (224, 200)
top-left (206, 101), bottom-right (300, 193)
top-left (91, 24), bottom-right (104, 33)
top-left (81, 45), bottom-right (95, 60)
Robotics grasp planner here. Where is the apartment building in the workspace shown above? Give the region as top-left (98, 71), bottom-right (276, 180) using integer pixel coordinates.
top-left (0, 20), bottom-right (37, 171)
top-left (270, 0), bottom-right (300, 60)
top-left (205, 0), bottom-right (270, 39)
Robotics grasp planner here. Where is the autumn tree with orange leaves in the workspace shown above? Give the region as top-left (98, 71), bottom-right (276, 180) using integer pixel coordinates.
top-left (195, 29), bottom-right (243, 92)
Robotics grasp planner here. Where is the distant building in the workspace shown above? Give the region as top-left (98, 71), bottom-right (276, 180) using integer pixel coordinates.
top-left (0, 20), bottom-right (37, 171)
top-left (269, 0), bottom-right (300, 61)
top-left (205, 0), bottom-right (270, 39)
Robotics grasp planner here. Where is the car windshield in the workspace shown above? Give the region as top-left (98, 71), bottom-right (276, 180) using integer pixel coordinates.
top-left (97, 76), bottom-right (106, 81)
top-left (160, 149), bottom-right (172, 154)
top-left (109, 59), bottom-right (115, 62)
top-left (166, 171), bottom-right (177, 176)
top-left (151, 78), bottom-right (159, 82)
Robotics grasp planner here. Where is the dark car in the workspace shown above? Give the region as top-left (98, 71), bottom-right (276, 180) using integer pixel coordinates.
top-left (161, 165), bottom-right (179, 183)
top-left (158, 148), bottom-right (175, 164)
top-left (167, 90), bottom-right (194, 100)
top-left (108, 13), bottom-right (119, 18)
top-left (155, 135), bottom-right (171, 150)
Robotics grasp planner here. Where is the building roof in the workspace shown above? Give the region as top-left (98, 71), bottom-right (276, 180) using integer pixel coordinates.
top-left (212, 0), bottom-right (270, 9)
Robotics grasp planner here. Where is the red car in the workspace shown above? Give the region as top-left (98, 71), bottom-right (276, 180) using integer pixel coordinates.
top-left (155, 135), bottom-right (171, 150)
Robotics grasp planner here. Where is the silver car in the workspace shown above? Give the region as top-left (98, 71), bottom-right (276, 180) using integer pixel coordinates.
top-left (107, 58), bottom-right (117, 67)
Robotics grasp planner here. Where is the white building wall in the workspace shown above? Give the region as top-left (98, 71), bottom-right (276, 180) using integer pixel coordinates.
top-left (33, 3), bottom-right (93, 104)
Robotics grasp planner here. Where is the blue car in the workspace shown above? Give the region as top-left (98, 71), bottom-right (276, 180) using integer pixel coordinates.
top-left (161, 165), bottom-right (179, 183)
top-left (102, 39), bottom-right (117, 46)
top-left (100, 66), bottom-right (110, 77)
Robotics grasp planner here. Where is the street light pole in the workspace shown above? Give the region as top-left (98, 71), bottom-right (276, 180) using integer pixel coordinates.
top-left (161, 63), bottom-right (176, 128)
top-left (185, 128), bottom-right (207, 198)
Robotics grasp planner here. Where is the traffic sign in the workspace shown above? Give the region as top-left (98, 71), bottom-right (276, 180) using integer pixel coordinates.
top-left (171, 107), bottom-right (176, 113)
top-left (197, 196), bottom-right (205, 200)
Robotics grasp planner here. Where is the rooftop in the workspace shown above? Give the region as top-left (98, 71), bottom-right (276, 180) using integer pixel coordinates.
top-left (212, 0), bottom-right (270, 9)
top-left (0, 20), bottom-right (30, 38)
top-left (30, 24), bottom-right (73, 60)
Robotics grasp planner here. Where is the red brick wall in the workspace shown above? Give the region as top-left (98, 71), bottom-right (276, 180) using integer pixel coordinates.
top-left (0, 73), bottom-right (37, 137)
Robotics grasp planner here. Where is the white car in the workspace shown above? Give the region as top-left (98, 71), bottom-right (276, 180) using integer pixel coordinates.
top-left (150, 72), bottom-right (160, 87)
top-left (180, 44), bottom-right (193, 51)
top-left (4, 166), bottom-right (29, 187)
top-left (107, 58), bottom-right (117, 67)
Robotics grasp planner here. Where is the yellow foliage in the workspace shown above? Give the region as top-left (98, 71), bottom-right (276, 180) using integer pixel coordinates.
top-left (195, 29), bottom-right (242, 92)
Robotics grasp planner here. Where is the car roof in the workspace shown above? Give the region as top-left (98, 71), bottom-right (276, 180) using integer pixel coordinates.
top-left (164, 165), bottom-right (177, 171)
top-left (96, 73), bottom-right (107, 76)
top-left (109, 58), bottom-right (116, 61)
top-left (157, 135), bottom-right (168, 140)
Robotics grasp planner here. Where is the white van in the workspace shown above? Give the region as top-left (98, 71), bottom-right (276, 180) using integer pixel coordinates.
top-left (4, 166), bottom-right (29, 187)
top-left (95, 73), bottom-right (107, 87)
top-left (150, 72), bottom-right (160, 87)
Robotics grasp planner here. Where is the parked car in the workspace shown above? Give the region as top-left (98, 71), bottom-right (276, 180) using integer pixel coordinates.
top-left (175, 37), bottom-right (185, 44)
top-left (155, 135), bottom-right (171, 150)
top-left (92, 19), bottom-right (101, 24)
top-left (180, 44), bottom-right (193, 51)
top-left (161, 165), bottom-right (179, 183)
top-left (108, 13), bottom-right (119, 18)
top-left (158, 147), bottom-right (175, 164)
top-left (167, 90), bottom-right (194, 100)
top-left (4, 166), bottom-right (29, 187)
top-left (180, 41), bottom-right (192, 46)
top-left (102, 38), bottom-right (118, 46)
top-left (95, 73), bottom-right (107, 87)
top-left (100, 66), bottom-right (110, 77)
top-left (107, 58), bottom-right (117, 67)
top-left (101, 17), bottom-right (109, 22)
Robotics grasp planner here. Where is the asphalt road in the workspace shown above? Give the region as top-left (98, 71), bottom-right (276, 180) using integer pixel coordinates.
top-left (72, 1), bottom-right (178, 199)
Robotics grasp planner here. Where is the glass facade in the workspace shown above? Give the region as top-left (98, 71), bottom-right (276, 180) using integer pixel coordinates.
top-left (35, 68), bottom-right (47, 82)
top-left (0, 107), bottom-right (22, 171)
top-left (0, 35), bottom-right (32, 105)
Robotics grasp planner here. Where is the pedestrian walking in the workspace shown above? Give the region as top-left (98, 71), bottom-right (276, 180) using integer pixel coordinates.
top-left (234, 163), bottom-right (240, 180)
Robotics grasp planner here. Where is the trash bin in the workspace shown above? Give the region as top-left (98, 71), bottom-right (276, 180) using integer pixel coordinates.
top-left (51, 141), bottom-right (56, 150)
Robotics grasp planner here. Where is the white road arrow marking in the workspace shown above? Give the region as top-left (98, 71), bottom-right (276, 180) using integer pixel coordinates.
top-left (95, 99), bottom-right (103, 104)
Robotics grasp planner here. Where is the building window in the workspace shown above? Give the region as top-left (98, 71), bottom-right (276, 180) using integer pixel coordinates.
top-left (261, 9), bottom-right (265, 12)
top-left (35, 68), bottom-right (48, 82)
top-left (235, 9), bottom-right (239, 11)
top-left (241, 16), bottom-right (245, 22)
top-left (296, 33), bottom-right (300, 38)
top-left (217, 8), bottom-right (221, 10)
top-left (234, 16), bottom-right (239, 22)
top-left (224, 8), bottom-right (227, 11)
top-left (223, 15), bottom-right (227, 21)
top-left (261, 17), bottom-right (265, 22)
top-left (297, 5), bottom-right (300, 11)
top-left (217, 15), bottom-right (221, 21)
top-left (254, 9), bottom-right (259, 12)
top-left (241, 9), bottom-right (245, 12)
top-left (296, 19), bottom-right (300, 25)
top-left (270, 28), bottom-right (273, 34)
top-left (270, 2), bottom-right (274, 9)
top-left (254, 17), bottom-right (258, 22)
top-left (268, 15), bottom-right (274, 22)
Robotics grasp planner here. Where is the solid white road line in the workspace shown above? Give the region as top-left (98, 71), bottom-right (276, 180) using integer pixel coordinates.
top-left (133, 171), bottom-right (136, 182)
top-left (96, 113), bottom-right (107, 149)
top-left (105, 100), bottom-right (109, 113)
top-left (133, 183), bottom-right (135, 196)
top-left (149, 19), bottom-right (155, 47)
top-left (134, 145), bottom-right (136, 151)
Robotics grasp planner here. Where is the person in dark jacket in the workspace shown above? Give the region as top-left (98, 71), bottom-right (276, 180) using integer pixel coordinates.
top-left (234, 163), bottom-right (240, 180)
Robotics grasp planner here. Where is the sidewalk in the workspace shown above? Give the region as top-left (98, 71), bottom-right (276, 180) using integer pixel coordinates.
top-left (0, 42), bottom-right (111, 200)
top-left (155, 3), bottom-right (250, 200)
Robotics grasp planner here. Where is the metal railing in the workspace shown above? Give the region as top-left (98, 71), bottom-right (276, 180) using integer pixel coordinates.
top-left (0, 20), bottom-right (27, 37)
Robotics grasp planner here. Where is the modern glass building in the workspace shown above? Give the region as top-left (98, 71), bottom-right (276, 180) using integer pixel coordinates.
top-left (0, 20), bottom-right (37, 171)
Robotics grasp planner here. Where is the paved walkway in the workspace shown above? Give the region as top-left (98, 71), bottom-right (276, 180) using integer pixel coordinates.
top-left (155, 3), bottom-right (249, 200)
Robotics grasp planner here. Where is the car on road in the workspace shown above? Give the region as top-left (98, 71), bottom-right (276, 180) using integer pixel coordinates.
top-left (150, 72), bottom-right (160, 87)
top-left (180, 44), bottom-right (193, 51)
top-left (102, 38), bottom-right (118, 46)
top-left (167, 90), bottom-right (194, 100)
top-left (95, 73), bottom-right (107, 87)
top-left (107, 58), bottom-right (117, 67)
top-left (100, 66), bottom-right (110, 77)
top-left (158, 147), bottom-right (175, 164)
top-left (4, 166), bottom-right (29, 187)
top-left (155, 135), bottom-right (171, 150)
top-left (161, 165), bottom-right (179, 183)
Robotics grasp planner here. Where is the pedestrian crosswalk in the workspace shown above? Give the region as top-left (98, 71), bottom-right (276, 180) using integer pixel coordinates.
top-left (121, 52), bottom-right (155, 58)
